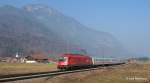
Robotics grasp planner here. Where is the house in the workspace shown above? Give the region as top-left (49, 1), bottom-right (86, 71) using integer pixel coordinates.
top-left (25, 52), bottom-right (49, 63)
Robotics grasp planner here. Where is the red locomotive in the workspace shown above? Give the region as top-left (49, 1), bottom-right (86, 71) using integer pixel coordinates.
top-left (57, 53), bottom-right (93, 70)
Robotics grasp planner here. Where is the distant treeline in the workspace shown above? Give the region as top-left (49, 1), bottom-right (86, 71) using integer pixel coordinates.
top-left (135, 57), bottom-right (150, 61)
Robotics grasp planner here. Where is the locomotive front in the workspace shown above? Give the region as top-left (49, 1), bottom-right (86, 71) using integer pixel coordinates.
top-left (57, 55), bottom-right (69, 70)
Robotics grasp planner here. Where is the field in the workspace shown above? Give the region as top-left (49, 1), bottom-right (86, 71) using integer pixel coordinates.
top-left (0, 62), bottom-right (57, 76)
top-left (48, 62), bottom-right (150, 83)
top-left (1, 62), bottom-right (150, 83)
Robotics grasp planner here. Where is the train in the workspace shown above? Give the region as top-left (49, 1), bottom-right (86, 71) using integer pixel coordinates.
top-left (57, 53), bottom-right (125, 70)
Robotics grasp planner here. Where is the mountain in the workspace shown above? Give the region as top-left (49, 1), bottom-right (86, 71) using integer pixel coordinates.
top-left (0, 5), bottom-right (129, 58)
top-left (24, 4), bottom-right (129, 58)
top-left (0, 5), bottom-right (68, 57)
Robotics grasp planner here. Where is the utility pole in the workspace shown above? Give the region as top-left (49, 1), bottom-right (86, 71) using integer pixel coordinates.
top-left (66, 39), bottom-right (69, 53)
top-left (102, 46), bottom-right (105, 67)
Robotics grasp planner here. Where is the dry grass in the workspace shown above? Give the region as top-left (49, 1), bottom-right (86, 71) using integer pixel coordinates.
top-left (0, 62), bottom-right (57, 76)
top-left (2, 62), bottom-right (150, 83)
top-left (48, 62), bottom-right (150, 83)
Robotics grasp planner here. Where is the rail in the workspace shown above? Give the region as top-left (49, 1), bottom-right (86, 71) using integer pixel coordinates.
top-left (0, 62), bottom-right (125, 82)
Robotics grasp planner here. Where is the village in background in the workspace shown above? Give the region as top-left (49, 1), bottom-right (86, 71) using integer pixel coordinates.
top-left (0, 51), bottom-right (149, 64)
top-left (0, 51), bottom-right (57, 63)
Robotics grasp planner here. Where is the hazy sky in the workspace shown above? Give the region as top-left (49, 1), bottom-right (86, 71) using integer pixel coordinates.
top-left (0, 0), bottom-right (150, 57)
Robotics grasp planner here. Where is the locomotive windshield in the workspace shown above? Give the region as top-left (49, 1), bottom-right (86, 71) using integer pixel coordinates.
top-left (58, 57), bottom-right (64, 61)
top-left (58, 57), bottom-right (67, 61)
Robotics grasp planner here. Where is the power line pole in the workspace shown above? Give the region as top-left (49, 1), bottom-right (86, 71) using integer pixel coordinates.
top-left (102, 46), bottom-right (105, 67)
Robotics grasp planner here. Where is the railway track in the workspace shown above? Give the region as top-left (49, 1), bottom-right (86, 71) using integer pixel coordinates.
top-left (0, 63), bottom-right (125, 82)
